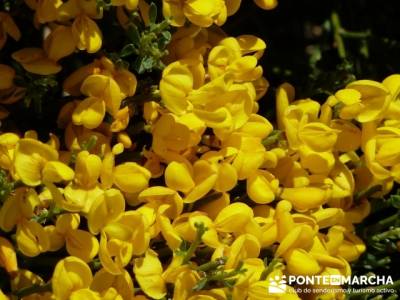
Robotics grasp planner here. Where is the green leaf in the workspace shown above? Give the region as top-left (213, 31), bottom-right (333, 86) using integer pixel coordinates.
top-left (120, 44), bottom-right (137, 58)
top-left (149, 2), bottom-right (157, 24)
top-left (142, 56), bottom-right (155, 70)
top-left (159, 31), bottom-right (171, 48)
top-left (126, 25), bottom-right (141, 45)
top-left (192, 278), bottom-right (208, 291)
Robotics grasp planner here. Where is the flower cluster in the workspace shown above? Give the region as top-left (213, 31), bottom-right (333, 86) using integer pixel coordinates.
top-left (0, 1), bottom-right (398, 300)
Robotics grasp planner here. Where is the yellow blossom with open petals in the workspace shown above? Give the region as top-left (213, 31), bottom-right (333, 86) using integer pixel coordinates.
top-left (52, 256), bottom-right (93, 300)
top-left (134, 250), bottom-right (166, 299)
top-left (12, 48), bottom-right (61, 75)
top-left (335, 80), bottom-right (391, 123)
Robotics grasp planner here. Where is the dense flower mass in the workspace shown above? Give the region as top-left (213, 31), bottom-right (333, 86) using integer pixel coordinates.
top-left (0, 1), bottom-right (398, 300)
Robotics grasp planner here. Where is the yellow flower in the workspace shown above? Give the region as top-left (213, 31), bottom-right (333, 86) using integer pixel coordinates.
top-left (72, 15), bottom-right (102, 53)
top-left (172, 268), bottom-right (200, 300)
top-left (281, 186), bottom-right (331, 211)
top-left (152, 113), bottom-right (205, 161)
top-left (12, 48), bottom-right (61, 75)
top-left (165, 25), bottom-right (210, 62)
top-left (247, 170), bottom-right (279, 204)
top-left (16, 219), bottom-right (49, 257)
top-left (99, 210), bottom-right (150, 274)
top-left (63, 151), bottom-right (103, 212)
top-left (0, 12), bottom-right (21, 49)
top-left (335, 80), bottom-right (391, 123)
top-left (52, 213), bottom-right (100, 262)
top-left (324, 226), bottom-right (366, 262)
top-left (285, 248), bottom-right (321, 276)
top-left (70, 289), bottom-right (101, 300)
top-left (0, 237), bottom-right (18, 275)
top-left (0, 187), bottom-right (40, 232)
top-left (159, 60), bottom-right (199, 115)
top-left (163, 0), bottom-right (226, 27)
top-left (99, 231), bottom-right (133, 275)
top-left (111, 107), bottom-right (130, 132)
top-left (208, 37), bottom-right (264, 82)
top-left (164, 160), bottom-right (218, 203)
top-left (200, 153), bottom-right (237, 192)
top-left (73, 74), bottom-right (124, 129)
top-left (222, 133), bottom-right (265, 180)
top-left (91, 268), bottom-right (135, 300)
top-left (63, 57), bottom-right (137, 97)
top-left (382, 74), bottom-right (400, 119)
top-left (52, 256), bottom-right (93, 300)
top-left (44, 25), bottom-right (76, 61)
top-left (113, 162), bottom-right (151, 194)
top-left (139, 186), bottom-right (183, 218)
top-left (225, 234), bottom-right (261, 269)
top-left (133, 250), bottom-right (166, 299)
top-left (364, 124), bottom-right (400, 181)
top-left (214, 202), bottom-right (253, 233)
top-left (0, 133), bottom-right (19, 172)
top-left (88, 189), bottom-right (125, 234)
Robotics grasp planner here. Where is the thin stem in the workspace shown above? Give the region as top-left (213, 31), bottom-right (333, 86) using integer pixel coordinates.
top-left (331, 11), bottom-right (346, 59)
top-left (182, 223), bottom-right (207, 265)
top-left (340, 30), bottom-right (371, 39)
top-left (260, 258), bottom-right (284, 281)
top-left (197, 257), bottom-right (227, 272)
top-left (367, 213), bottom-right (399, 234)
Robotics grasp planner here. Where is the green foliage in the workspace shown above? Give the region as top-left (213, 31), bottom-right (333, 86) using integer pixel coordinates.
top-left (0, 169), bottom-right (21, 204)
top-left (109, 3), bottom-right (172, 74)
top-left (12, 63), bottom-right (58, 115)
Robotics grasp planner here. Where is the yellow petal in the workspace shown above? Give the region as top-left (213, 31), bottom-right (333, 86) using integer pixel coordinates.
top-left (72, 15), bottom-right (102, 53)
top-left (66, 229), bottom-right (99, 262)
top-left (214, 202), bottom-right (253, 232)
top-left (284, 248), bottom-right (321, 276)
top-left (214, 162), bottom-right (237, 192)
top-left (253, 0), bottom-right (278, 10)
top-left (88, 189), bottom-right (125, 234)
top-left (113, 162), bottom-right (151, 193)
top-left (281, 187), bottom-right (330, 211)
top-left (165, 161), bottom-right (195, 193)
top-left (0, 236), bottom-right (18, 274)
top-left (134, 250), bottom-right (166, 299)
top-left (44, 25), bottom-right (76, 61)
top-left (42, 161), bottom-right (75, 183)
top-left (73, 97), bottom-right (106, 129)
top-left (70, 289), bottom-right (101, 300)
top-left (12, 48), bottom-right (61, 75)
top-left (160, 61), bottom-right (193, 115)
top-left (80, 75), bottom-right (123, 116)
top-left (91, 268), bottom-right (134, 300)
top-left (52, 256), bottom-right (93, 300)
top-left (247, 170), bottom-right (278, 204)
top-left (16, 220), bottom-right (50, 257)
top-left (14, 138), bottom-right (59, 186)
